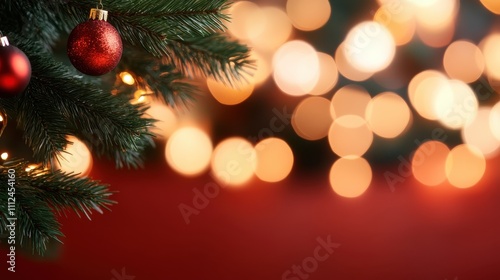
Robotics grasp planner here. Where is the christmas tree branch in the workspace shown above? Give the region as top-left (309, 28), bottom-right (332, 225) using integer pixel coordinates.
top-left (0, 159), bottom-right (115, 255)
top-left (167, 34), bottom-right (253, 84)
top-left (117, 48), bottom-right (199, 107)
top-left (7, 37), bottom-right (155, 168)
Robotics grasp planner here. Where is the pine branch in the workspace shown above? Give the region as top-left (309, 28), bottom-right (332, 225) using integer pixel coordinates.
top-left (167, 34), bottom-right (254, 84)
top-left (0, 159), bottom-right (115, 255)
top-left (117, 48), bottom-right (199, 107)
top-left (61, 0), bottom-right (253, 83)
top-left (60, 0), bottom-right (230, 43)
top-left (7, 36), bottom-right (155, 169)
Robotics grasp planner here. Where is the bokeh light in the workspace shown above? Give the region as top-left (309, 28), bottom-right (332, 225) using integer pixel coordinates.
top-left (482, 33), bottom-right (500, 81)
top-left (255, 138), bottom-right (294, 183)
top-left (211, 137), bottom-right (257, 187)
top-left (249, 6), bottom-right (293, 51)
top-left (412, 141), bottom-right (450, 186)
top-left (226, 1), bottom-right (266, 41)
top-left (330, 85), bottom-right (371, 119)
top-left (273, 40), bottom-right (320, 96)
top-left (413, 0), bottom-right (457, 30)
top-left (409, 70), bottom-right (452, 120)
top-left (207, 77), bottom-right (254, 105)
top-left (343, 21), bottom-right (396, 73)
top-left (146, 101), bottom-right (178, 140)
top-left (443, 40), bottom-right (485, 83)
top-left (417, 23), bottom-right (455, 48)
top-left (328, 115), bottom-right (373, 157)
top-left (489, 101), bottom-right (500, 140)
top-left (446, 144), bottom-right (486, 189)
top-left (374, 4), bottom-right (416, 46)
top-left (365, 92), bottom-right (411, 138)
top-left (249, 50), bottom-right (272, 85)
top-left (335, 43), bottom-right (373, 82)
top-left (308, 52), bottom-right (338, 96)
top-left (55, 136), bottom-right (93, 176)
top-left (286, 0), bottom-right (331, 31)
top-left (434, 80), bottom-right (478, 130)
top-left (329, 157), bottom-right (372, 198)
top-left (1, 152), bottom-right (8, 160)
top-left (462, 107), bottom-right (500, 158)
top-left (292, 96), bottom-right (332, 141)
top-left (119, 71), bottom-right (135, 85)
top-left (480, 0), bottom-right (500, 14)
top-left (165, 126), bottom-right (213, 176)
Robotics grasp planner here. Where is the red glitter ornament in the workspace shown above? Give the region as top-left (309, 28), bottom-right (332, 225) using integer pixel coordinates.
top-left (0, 35), bottom-right (31, 98)
top-left (67, 8), bottom-right (122, 76)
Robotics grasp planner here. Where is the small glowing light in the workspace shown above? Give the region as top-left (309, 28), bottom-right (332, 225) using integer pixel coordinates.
top-left (292, 96), bottom-right (332, 141)
top-left (165, 126), bottom-right (213, 176)
top-left (435, 80), bottom-right (478, 130)
top-left (255, 138), bottom-right (294, 183)
top-left (482, 33), bottom-right (500, 81)
top-left (412, 141), bottom-right (450, 186)
top-left (308, 52), bottom-right (339, 96)
top-left (343, 21), bottom-right (396, 73)
top-left (462, 107), bottom-right (500, 158)
top-left (226, 1), bottom-right (266, 40)
top-left (25, 164), bottom-right (38, 172)
top-left (480, 0), bottom-right (500, 14)
top-left (0, 115), bottom-right (3, 122)
top-left (366, 92), bottom-right (411, 138)
top-left (330, 85), bottom-right (372, 119)
top-left (145, 101), bottom-right (178, 140)
top-left (409, 70), bottom-right (452, 120)
top-left (250, 7), bottom-right (293, 51)
top-left (446, 144), bottom-right (486, 189)
top-left (443, 41), bottom-right (485, 83)
top-left (119, 72), bottom-right (135, 85)
top-left (273, 40), bottom-right (320, 96)
top-left (328, 115), bottom-right (373, 157)
top-left (211, 137), bottom-right (257, 187)
top-left (329, 157), bottom-right (372, 198)
top-left (131, 89), bottom-right (150, 105)
top-left (206, 77), bottom-right (254, 105)
top-left (1, 152), bottom-right (8, 160)
top-left (335, 43), bottom-right (373, 82)
top-left (55, 136), bottom-right (93, 176)
top-left (286, 0), bottom-right (331, 31)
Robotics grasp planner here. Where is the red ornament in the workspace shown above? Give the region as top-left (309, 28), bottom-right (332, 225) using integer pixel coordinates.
top-left (67, 8), bottom-right (122, 76)
top-left (0, 35), bottom-right (31, 98)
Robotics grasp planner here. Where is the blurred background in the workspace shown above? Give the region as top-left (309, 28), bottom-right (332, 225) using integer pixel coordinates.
top-left (5, 0), bottom-right (500, 279)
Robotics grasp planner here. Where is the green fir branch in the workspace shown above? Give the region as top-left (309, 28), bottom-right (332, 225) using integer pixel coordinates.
top-left (0, 159), bottom-right (115, 255)
top-left (117, 48), bottom-right (199, 107)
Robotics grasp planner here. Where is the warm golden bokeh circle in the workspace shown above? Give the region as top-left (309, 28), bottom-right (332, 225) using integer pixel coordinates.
top-left (329, 157), bottom-right (372, 198)
top-left (366, 92), bottom-right (411, 138)
top-left (165, 127), bottom-right (213, 176)
top-left (255, 138), bottom-right (294, 183)
top-left (292, 96), bottom-right (332, 141)
top-left (446, 144), bottom-right (486, 189)
top-left (412, 141), bottom-right (450, 186)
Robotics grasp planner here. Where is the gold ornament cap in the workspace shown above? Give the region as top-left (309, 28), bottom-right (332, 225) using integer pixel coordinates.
top-left (0, 34), bottom-right (9, 47)
top-left (89, 8), bottom-right (108, 21)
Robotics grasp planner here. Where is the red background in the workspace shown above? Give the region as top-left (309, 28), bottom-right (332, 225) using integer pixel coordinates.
top-left (3, 156), bottom-right (500, 280)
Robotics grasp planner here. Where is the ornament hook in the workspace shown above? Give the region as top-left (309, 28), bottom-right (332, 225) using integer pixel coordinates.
top-left (97, 0), bottom-right (104, 10)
